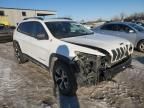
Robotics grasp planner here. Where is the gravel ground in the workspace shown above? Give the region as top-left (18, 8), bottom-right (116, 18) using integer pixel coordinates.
top-left (0, 42), bottom-right (144, 108)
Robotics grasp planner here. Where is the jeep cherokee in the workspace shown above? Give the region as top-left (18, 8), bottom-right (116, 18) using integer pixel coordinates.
top-left (13, 17), bottom-right (133, 96)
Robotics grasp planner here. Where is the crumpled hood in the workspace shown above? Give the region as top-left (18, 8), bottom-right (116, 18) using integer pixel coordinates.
top-left (61, 33), bottom-right (130, 51)
top-left (61, 33), bottom-right (133, 63)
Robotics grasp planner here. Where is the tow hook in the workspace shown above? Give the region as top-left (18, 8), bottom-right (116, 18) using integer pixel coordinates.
top-left (128, 64), bottom-right (134, 69)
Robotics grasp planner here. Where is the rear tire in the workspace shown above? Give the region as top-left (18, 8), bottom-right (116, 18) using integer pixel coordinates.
top-left (13, 42), bottom-right (27, 64)
top-left (53, 61), bottom-right (77, 96)
top-left (137, 40), bottom-right (144, 52)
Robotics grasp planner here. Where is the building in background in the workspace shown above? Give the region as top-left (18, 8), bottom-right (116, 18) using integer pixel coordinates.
top-left (0, 7), bottom-right (56, 26)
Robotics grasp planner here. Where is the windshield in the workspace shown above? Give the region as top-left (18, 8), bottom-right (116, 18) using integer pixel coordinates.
top-left (137, 22), bottom-right (144, 27)
top-left (129, 23), bottom-right (144, 32)
top-left (45, 21), bottom-right (94, 39)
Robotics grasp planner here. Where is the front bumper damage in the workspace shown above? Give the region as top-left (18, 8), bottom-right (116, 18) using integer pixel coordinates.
top-left (71, 53), bottom-right (132, 86)
top-left (107, 57), bottom-right (131, 76)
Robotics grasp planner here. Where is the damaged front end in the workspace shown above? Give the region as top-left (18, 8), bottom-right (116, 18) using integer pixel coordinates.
top-left (73, 51), bottom-right (132, 86)
top-left (73, 52), bottom-right (110, 86)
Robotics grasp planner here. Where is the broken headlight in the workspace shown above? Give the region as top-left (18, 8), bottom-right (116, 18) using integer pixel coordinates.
top-left (74, 51), bottom-right (110, 68)
top-left (73, 51), bottom-right (110, 85)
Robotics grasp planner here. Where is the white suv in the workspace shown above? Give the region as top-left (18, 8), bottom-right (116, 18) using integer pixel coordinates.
top-left (13, 17), bottom-right (133, 96)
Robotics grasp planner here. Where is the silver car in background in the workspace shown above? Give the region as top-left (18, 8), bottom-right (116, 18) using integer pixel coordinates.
top-left (92, 22), bottom-right (144, 52)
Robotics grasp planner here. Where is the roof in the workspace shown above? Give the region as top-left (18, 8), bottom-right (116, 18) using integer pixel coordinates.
top-left (0, 7), bottom-right (56, 12)
top-left (22, 17), bottom-right (73, 22)
top-left (44, 19), bottom-right (73, 22)
top-left (107, 21), bottom-right (134, 25)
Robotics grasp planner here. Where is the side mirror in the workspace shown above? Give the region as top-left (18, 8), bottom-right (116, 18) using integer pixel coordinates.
top-left (128, 30), bottom-right (135, 33)
top-left (36, 33), bottom-right (47, 40)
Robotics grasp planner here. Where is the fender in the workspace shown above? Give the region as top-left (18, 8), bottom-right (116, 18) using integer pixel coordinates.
top-left (49, 53), bottom-right (72, 66)
top-left (49, 53), bottom-right (76, 72)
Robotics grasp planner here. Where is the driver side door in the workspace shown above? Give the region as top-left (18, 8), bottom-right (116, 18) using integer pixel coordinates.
top-left (28, 21), bottom-right (50, 65)
top-left (112, 24), bottom-right (137, 45)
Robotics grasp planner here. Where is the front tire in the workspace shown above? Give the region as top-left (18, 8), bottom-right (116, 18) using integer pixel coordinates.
top-left (53, 61), bottom-right (77, 96)
top-left (137, 40), bottom-right (144, 52)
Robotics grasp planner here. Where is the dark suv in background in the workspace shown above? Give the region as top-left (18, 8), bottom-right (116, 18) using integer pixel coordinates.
top-left (0, 24), bottom-right (15, 42)
top-left (134, 22), bottom-right (144, 28)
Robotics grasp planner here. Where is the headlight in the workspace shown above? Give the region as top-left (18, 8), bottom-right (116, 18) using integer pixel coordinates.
top-left (74, 51), bottom-right (111, 67)
top-left (75, 51), bottom-right (81, 55)
top-left (74, 51), bottom-right (101, 57)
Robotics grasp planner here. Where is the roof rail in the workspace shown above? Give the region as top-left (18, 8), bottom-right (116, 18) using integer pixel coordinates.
top-left (23, 17), bottom-right (44, 20)
top-left (51, 17), bottom-right (72, 20)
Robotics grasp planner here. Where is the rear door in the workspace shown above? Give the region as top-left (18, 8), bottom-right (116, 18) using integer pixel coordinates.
top-left (98, 24), bottom-right (118, 35)
top-left (17, 21), bottom-right (34, 55)
top-left (17, 21), bottom-right (50, 65)
top-left (97, 23), bottom-right (136, 44)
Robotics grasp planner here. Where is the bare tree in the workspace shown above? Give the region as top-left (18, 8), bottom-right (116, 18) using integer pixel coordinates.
top-left (120, 13), bottom-right (126, 21)
top-left (96, 18), bottom-right (103, 22)
top-left (124, 12), bottom-right (144, 22)
top-left (111, 15), bottom-right (121, 21)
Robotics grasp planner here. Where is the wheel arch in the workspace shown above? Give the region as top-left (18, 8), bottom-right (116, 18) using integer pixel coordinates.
top-left (49, 53), bottom-right (73, 72)
top-left (136, 39), bottom-right (144, 48)
top-left (136, 39), bottom-right (144, 52)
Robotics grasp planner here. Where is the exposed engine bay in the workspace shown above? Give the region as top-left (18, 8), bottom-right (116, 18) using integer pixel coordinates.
top-left (73, 51), bottom-right (132, 86)
top-left (73, 52), bottom-right (110, 86)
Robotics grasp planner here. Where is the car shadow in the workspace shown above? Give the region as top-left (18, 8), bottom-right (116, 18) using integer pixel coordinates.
top-left (41, 94), bottom-right (80, 108)
top-left (55, 45), bottom-right (80, 108)
top-left (134, 56), bottom-right (144, 64)
top-left (58, 94), bottom-right (80, 108)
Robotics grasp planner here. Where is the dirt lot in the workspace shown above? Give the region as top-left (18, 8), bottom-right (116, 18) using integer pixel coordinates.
top-left (0, 42), bottom-right (144, 108)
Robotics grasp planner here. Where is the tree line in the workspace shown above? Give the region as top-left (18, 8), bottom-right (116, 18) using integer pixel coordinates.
top-left (112, 12), bottom-right (144, 22)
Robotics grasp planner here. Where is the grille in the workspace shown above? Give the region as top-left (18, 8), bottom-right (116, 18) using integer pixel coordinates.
top-left (111, 45), bottom-right (129, 62)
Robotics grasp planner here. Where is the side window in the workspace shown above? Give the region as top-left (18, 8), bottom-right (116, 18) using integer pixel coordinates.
top-left (33, 22), bottom-right (48, 40)
top-left (17, 22), bottom-right (33, 36)
top-left (101, 24), bottom-right (116, 31)
top-left (101, 24), bottom-right (111, 30)
top-left (117, 24), bottom-right (133, 33)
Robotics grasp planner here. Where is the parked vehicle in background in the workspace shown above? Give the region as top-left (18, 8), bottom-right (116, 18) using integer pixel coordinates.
top-left (13, 17), bottom-right (133, 96)
top-left (0, 24), bottom-right (15, 42)
top-left (134, 22), bottom-right (144, 28)
top-left (83, 24), bottom-right (91, 29)
top-left (92, 22), bottom-right (144, 52)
